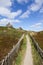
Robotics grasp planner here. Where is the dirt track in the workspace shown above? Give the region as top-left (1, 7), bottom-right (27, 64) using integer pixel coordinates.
top-left (22, 35), bottom-right (33, 65)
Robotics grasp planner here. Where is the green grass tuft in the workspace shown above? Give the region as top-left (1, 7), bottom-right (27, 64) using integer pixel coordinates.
top-left (30, 37), bottom-right (42, 65)
top-left (15, 36), bottom-right (26, 65)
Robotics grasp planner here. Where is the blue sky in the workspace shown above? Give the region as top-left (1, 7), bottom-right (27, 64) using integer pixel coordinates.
top-left (0, 0), bottom-right (43, 31)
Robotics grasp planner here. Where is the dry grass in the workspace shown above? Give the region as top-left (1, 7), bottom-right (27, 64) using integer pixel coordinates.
top-left (33, 31), bottom-right (43, 50)
top-left (0, 27), bottom-right (24, 61)
top-left (30, 37), bottom-right (42, 65)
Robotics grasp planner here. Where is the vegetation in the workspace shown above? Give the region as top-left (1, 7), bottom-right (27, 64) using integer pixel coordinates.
top-left (0, 26), bottom-right (43, 65)
top-left (14, 36), bottom-right (26, 65)
top-left (0, 26), bottom-right (24, 61)
top-left (30, 36), bottom-right (43, 65)
top-left (32, 31), bottom-right (43, 50)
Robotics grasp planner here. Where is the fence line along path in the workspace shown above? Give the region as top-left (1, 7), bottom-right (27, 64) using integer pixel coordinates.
top-left (22, 35), bottom-right (33, 65)
top-left (0, 34), bottom-right (24, 65)
top-left (30, 35), bottom-right (43, 58)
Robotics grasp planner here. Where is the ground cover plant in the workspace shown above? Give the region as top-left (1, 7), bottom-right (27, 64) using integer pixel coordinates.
top-left (30, 36), bottom-right (43, 65)
top-left (33, 31), bottom-right (43, 50)
top-left (0, 27), bottom-right (23, 61)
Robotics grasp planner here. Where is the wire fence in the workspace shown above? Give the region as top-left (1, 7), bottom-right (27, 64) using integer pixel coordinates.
top-left (0, 34), bottom-right (24, 65)
top-left (30, 35), bottom-right (43, 59)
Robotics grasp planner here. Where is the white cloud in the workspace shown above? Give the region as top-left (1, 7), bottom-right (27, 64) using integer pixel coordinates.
top-left (0, 18), bottom-right (20, 26)
top-left (30, 3), bottom-right (41, 11)
top-left (0, 7), bottom-right (10, 17)
top-left (14, 20), bottom-right (20, 23)
top-left (17, 0), bottom-right (29, 4)
top-left (0, 0), bottom-right (22, 26)
top-left (35, 0), bottom-right (43, 4)
top-left (40, 7), bottom-right (43, 13)
top-left (0, 19), bottom-right (10, 26)
top-left (20, 10), bottom-right (30, 18)
top-left (30, 22), bottom-right (42, 28)
top-left (0, 0), bottom-right (12, 7)
top-left (0, 7), bottom-right (22, 19)
top-left (0, 0), bottom-right (22, 19)
top-left (30, 0), bottom-right (43, 12)
top-left (9, 10), bottom-right (22, 19)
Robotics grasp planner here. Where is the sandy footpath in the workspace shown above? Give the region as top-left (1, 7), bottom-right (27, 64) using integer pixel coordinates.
top-left (22, 35), bottom-right (33, 65)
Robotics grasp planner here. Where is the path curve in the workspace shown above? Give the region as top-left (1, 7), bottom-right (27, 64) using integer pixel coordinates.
top-left (22, 35), bottom-right (33, 65)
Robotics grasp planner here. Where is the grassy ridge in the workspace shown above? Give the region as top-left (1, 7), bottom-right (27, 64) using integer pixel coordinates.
top-left (32, 31), bottom-right (43, 50)
top-left (0, 27), bottom-right (24, 61)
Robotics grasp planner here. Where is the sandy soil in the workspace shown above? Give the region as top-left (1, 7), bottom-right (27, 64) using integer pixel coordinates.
top-left (22, 35), bottom-right (33, 65)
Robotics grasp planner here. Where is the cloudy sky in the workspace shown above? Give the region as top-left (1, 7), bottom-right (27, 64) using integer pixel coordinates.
top-left (0, 0), bottom-right (43, 31)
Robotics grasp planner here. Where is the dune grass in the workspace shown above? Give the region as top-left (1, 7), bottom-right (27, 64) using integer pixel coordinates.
top-left (30, 36), bottom-right (43, 65)
top-left (0, 27), bottom-right (23, 61)
top-left (14, 36), bottom-right (26, 65)
top-left (33, 32), bottom-right (43, 50)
